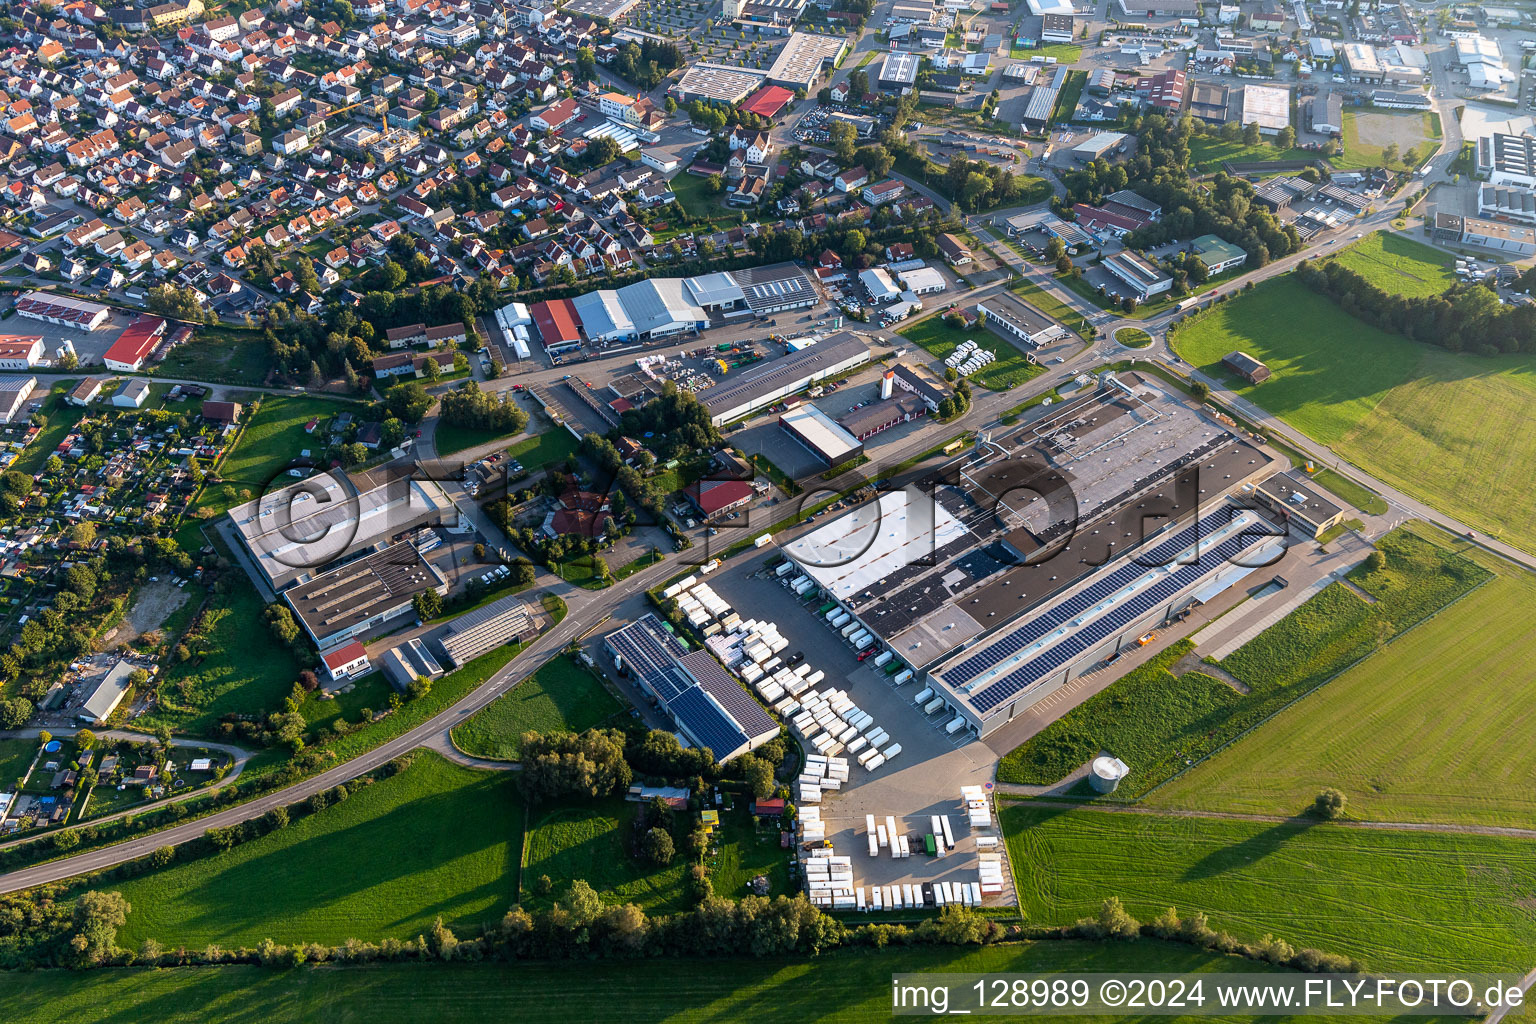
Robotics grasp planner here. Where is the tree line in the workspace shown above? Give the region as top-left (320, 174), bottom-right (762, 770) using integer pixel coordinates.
top-left (1297, 258), bottom-right (1536, 356)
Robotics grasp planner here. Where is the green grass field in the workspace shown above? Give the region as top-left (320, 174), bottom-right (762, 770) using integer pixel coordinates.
top-left (1323, 231), bottom-right (1454, 296)
top-left (507, 429), bottom-right (579, 474)
top-left (450, 657), bottom-right (623, 761)
top-left (433, 422), bottom-right (514, 457)
top-left (1008, 278), bottom-right (1091, 337)
top-left (1114, 327), bottom-right (1152, 348)
top-left (1003, 803), bottom-right (1536, 972)
top-left (1150, 532), bottom-right (1536, 827)
top-left (998, 529), bottom-right (1489, 794)
top-left (153, 326), bottom-right (271, 386)
top-left (0, 737), bottom-right (37, 790)
top-left (138, 580), bottom-right (305, 735)
top-left (110, 752), bottom-right (522, 949)
top-left (1187, 137), bottom-right (1314, 172)
top-left (897, 315), bottom-right (1045, 391)
top-left (1337, 109), bottom-right (1440, 172)
top-left (522, 797), bottom-right (689, 914)
top-left (1171, 266), bottom-right (1536, 554)
top-left (668, 171), bottom-right (741, 231)
top-left (4, 941), bottom-right (1330, 1024)
top-left (184, 395), bottom-right (359, 540)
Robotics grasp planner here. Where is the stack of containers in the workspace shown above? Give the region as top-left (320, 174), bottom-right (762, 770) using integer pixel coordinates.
top-left (827, 756), bottom-right (850, 784)
top-left (866, 814), bottom-right (879, 857)
top-left (978, 853), bottom-right (1006, 897)
top-left (962, 785), bottom-right (992, 829)
top-left (800, 806), bottom-right (824, 843)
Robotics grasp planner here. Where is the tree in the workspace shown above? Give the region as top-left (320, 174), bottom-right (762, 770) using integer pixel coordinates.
top-left (146, 284), bottom-right (206, 323)
top-left (705, 173), bottom-right (724, 195)
top-left (1314, 787), bottom-right (1347, 819)
top-left (413, 589), bottom-right (443, 620)
top-left (339, 442), bottom-right (368, 467)
top-left (1382, 142), bottom-right (1399, 167)
top-left (1242, 121), bottom-right (1262, 146)
top-left (76, 728), bottom-right (97, 750)
top-left (264, 603), bottom-right (301, 645)
top-left (1363, 550), bottom-right (1385, 573)
top-left (640, 826), bottom-right (675, 865)
top-left (828, 121), bottom-right (857, 164)
top-left (67, 891), bottom-right (131, 967)
top-left (405, 675), bottom-right (432, 701)
top-left (67, 522), bottom-right (97, 547)
top-left (520, 728), bottom-right (633, 803)
top-left (1274, 125), bottom-right (1296, 150)
top-left (1190, 380), bottom-right (1210, 401)
top-left (1045, 236), bottom-right (1066, 262)
top-left (1402, 146), bottom-right (1420, 169)
top-left (0, 697), bottom-right (31, 730)
top-left (383, 382), bottom-right (432, 423)
top-left (1055, 254), bottom-right (1073, 274)
top-left (740, 755), bottom-right (775, 800)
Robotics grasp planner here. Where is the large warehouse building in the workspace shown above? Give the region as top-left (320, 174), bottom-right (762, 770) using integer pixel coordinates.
top-left (606, 614), bottom-right (779, 761)
top-left (697, 332), bottom-right (869, 426)
top-left (779, 403), bottom-right (863, 467)
top-left (15, 291), bottom-right (110, 331)
top-left (781, 372), bottom-right (1286, 738)
top-left (284, 541), bottom-right (448, 651)
top-left (228, 464), bottom-right (454, 592)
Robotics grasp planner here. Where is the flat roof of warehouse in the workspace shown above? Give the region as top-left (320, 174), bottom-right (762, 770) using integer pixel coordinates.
top-left (780, 402), bottom-right (863, 463)
top-left (697, 331), bottom-right (867, 415)
top-left (784, 488), bottom-right (971, 605)
top-left (732, 262), bottom-right (817, 312)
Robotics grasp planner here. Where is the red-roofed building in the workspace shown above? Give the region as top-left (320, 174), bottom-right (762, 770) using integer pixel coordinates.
top-left (102, 315), bottom-right (167, 372)
top-left (322, 640), bottom-right (370, 681)
top-left (1071, 202), bottom-right (1150, 236)
top-left (531, 298), bottom-right (581, 354)
top-left (1136, 68), bottom-right (1187, 113)
top-left (684, 479), bottom-right (754, 519)
top-left (743, 85), bottom-right (794, 119)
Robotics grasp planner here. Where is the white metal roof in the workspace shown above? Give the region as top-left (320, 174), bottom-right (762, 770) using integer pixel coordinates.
top-left (572, 288), bottom-right (634, 339)
top-left (617, 278), bottom-right (706, 335)
top-left (684, 271), bottom-right (746, 308)
top-left (785, 490), bottom-right (970, 603)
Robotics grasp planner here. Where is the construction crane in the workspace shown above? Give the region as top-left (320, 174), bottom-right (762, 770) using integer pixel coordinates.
top-left (321, 100), bottom-right (389, 135)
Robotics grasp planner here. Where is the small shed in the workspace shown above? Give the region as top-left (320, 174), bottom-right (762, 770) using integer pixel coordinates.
top-left (1223, 350), bottom-right (1271, 384)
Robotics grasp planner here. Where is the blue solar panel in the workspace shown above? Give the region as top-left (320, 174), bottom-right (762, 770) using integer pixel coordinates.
top-left (943, 515), bottom-right (1214, 686)
top-left (968, 529), bottom-right (1266, 713)
top-left (668, 686), bottom-right (749, 760)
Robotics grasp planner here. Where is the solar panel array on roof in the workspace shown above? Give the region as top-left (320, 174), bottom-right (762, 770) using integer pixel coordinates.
top-left (605, 615), bottom-right (776, 759)
top-left (679, 650), bottom-right (777, 738)
top-left (668, 686), bottom-right (748, 762)
top-left (941, 512), bottom-right (1211, 688)
top-left (940, 514), bottom-right (1274, 715)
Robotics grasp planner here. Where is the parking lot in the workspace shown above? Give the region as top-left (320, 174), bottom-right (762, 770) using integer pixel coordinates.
top-left (705, 547), bottom-right (1011, 904)
top-left (1, 303), bottom-right (139, 366)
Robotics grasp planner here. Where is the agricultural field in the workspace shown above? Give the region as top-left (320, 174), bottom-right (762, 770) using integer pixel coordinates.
top-left (110, 752), bottom-right (523, 949)
top-left (998, 529), bottom-right (1488, 794)
top-left (138, 580), bottom-right (305, 736)
top-left (1151, 532), bottom-right (1536, 827)
top-left (897, 314), bottom-right (1045, 391)
top-left (450, 657), bottom-right (623, 761)
top-left (1003, 803), bottom-right (1536, 972)
top-left (5, 941), bottom-right (1331, 1024)
top-left (1172, 268), bottom-right (1536, 554)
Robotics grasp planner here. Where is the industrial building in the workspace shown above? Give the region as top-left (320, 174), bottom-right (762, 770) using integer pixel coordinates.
top-left (102, 315), bottom-right (167, 371)
top-left (1253, 469), bottom-right (1345, 540)
top-left (1479, 184), bottom-right (1536, 225)
top-left (78, 661), bottom-right (137, 725)
top-left (780, 403), bottom-right (864, 467)
top-left (1240, 84), bottom-right (1291, 134)
top-left (766, 32), bottom-right (848, 90)
top-left (0, 336), bottom-right (42, 371)
top-left (1433, 211), bottom-right (1536, 256)
top-left (228, 464), bottom-right (455, 592)
top-left (1023, 67), bottom-right (1068, 130)
top-left (1189, 235), bottom-right (1248, 275)
top-left (672, 63), bottom-right (768, 105)
top-left (780, 372), bottom-right (1282, 738)
top-left (532, 298), bottom-right (582, 354)
top-left (0, 376), bottom-right (37, 423)
top-left (838, 388), bottom-right (928, 440)
top-left (14, 290), bottom-right (110, 331)
top-left (977, 294), bottom-right (1067, 349)
top-left (878, 52), bottom-right (921, 92)
top-left (380, 637), bottom-right (443, 691)
top-left (1102, 250), bottom-right (1173, 301)
top-left (438, 594), bottom-right (534, 667)
top-left (697, 332), bottom-right (869, 426)
top-left (284, 541), bottom-right (448, 651)
top-left (605, 614), bottom-right (779, 761)
top-left (1477, 133), bottom-right (1536, 189)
